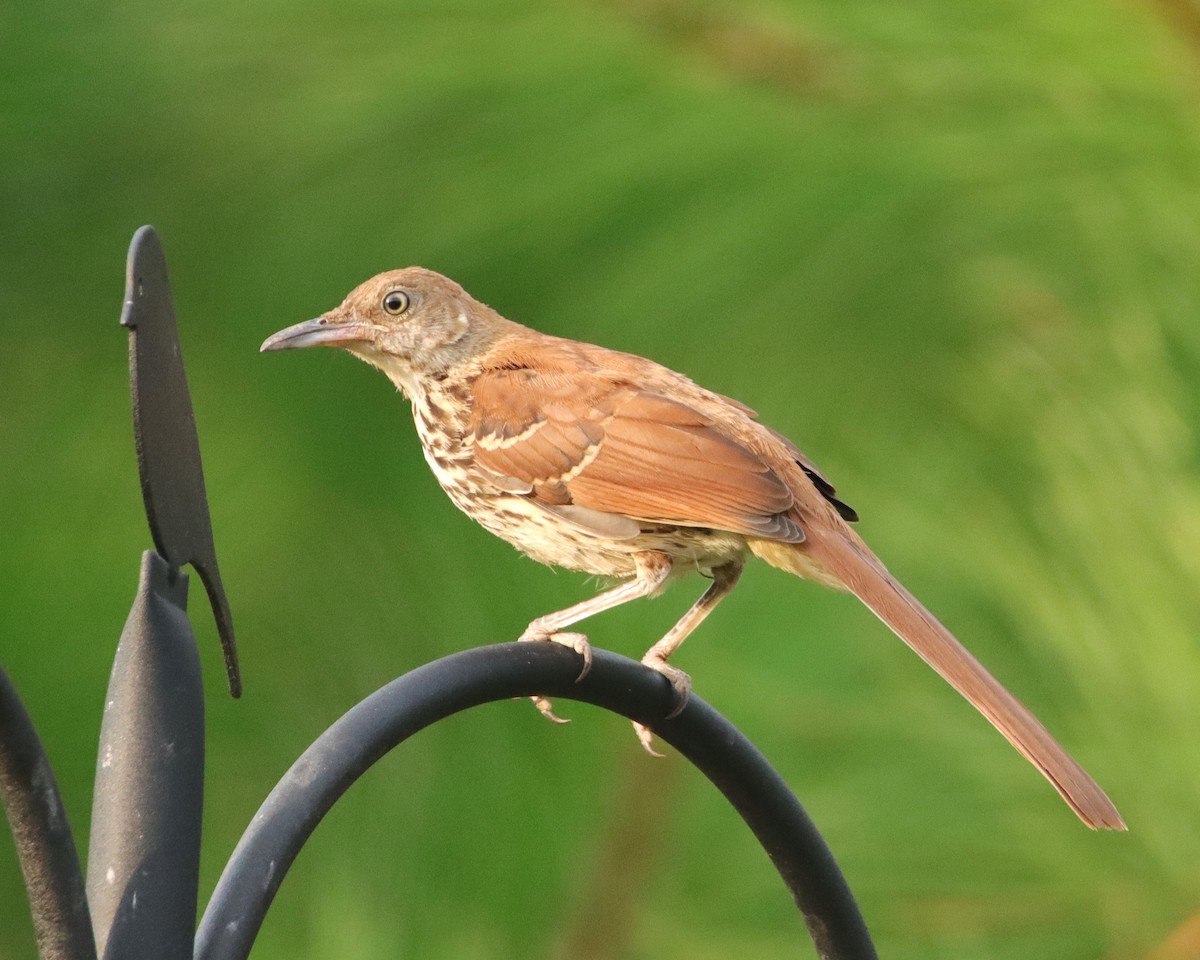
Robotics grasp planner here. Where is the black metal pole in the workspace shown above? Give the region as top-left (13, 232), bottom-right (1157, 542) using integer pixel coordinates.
top-left (196, 642), bottom-right (877, 960)
top-left (0, 669), bottom-right (97, 960)
top-left (85, 552), bottom-right (205, 960)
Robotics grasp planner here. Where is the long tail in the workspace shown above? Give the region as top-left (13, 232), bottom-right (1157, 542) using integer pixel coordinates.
top-left (750, 531), bottom-right (1126, 830)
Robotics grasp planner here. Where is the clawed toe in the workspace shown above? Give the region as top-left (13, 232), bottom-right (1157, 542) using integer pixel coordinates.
top-left (530, 695), bottom-right (571, 724)
top-left (518, 628), bottom-right (592, 682)
top-left (643, 656), bottom-right (692, 719)
top-left (633, 721), bottom-right (665, 757)
top-left (556, 632), bottom-right (592, 681)
top-left (631, 658), bottom-right (693, 755)
top-left (520, 629), bottom-right (592, 725)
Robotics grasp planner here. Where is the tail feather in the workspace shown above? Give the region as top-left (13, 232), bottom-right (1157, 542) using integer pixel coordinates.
top-left (750, 532), bottom-right (1126, 830)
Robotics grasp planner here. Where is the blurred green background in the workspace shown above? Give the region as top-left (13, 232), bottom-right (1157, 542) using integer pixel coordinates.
top-left (3, 0), bottom-right (1199, 957)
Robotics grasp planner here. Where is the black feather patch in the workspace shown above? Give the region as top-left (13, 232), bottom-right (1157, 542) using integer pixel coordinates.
top-left (801, 465), bottom-right (859, 522)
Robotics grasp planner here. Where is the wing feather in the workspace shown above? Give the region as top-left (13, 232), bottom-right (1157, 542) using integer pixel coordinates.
top-left (470, 368), bottom-right (805, 542)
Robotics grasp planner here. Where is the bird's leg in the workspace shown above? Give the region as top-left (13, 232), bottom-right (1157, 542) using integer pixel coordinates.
top-left (521, 552), bottom-right (672, 722)
top-left (634, 559), bottom-right (744, 755)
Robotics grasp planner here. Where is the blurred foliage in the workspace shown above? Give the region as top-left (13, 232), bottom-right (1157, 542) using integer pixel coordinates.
top-left (3, 0), bottom-right (1200, 957)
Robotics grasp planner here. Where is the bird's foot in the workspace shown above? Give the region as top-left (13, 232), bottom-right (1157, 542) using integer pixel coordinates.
top-left (518, 627), bottom-right (592, 682)
top-left (632, 657), bottom-right (693, 756)
top-left (519, 628), bottom-right (592, 726)
top-left (643, 655), bottom-right (692, 719)
top-left (530, 695), bottom-right (571, 725)
top-left (633, 721), bottom-right (665, 757)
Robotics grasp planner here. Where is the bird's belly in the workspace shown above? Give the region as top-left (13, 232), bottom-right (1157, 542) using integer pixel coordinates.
top-left (435, 471), bottom-right (745, 577)
top-left (413, 411), bottom-right (746, 577)
top-left (480, 498), bottom-right (747, 577)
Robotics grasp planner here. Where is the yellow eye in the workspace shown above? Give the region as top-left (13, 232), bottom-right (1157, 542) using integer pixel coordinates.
top-left (382, 290), bottom-right (410, 315)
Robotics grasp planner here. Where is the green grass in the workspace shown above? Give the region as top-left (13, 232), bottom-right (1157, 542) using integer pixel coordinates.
top-left (3, 0), bottom-right (1199, 956)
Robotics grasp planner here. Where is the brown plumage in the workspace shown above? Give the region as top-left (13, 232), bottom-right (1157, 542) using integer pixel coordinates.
top-left (261, 266), bottom-right (1125, 830)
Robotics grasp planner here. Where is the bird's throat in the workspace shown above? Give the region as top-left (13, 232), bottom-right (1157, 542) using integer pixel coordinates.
top-left (348, 347), bottom-right (423, 400)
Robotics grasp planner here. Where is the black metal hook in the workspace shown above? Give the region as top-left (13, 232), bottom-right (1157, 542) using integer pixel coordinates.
top-left (120, 226), bottom-right (240, 697)
top-left (195, 642), bottom-right (878, 960)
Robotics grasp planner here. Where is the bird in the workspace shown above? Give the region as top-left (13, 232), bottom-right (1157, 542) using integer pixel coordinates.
top-left (261, 266), bottom-right (1125, 830)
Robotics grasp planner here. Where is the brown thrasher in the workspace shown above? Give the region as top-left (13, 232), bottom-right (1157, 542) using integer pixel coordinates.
top-left (261, 267), bottom-right (1125, 830)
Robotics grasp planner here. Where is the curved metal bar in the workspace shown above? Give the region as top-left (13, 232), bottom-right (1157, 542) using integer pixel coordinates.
top-left (195, 642), bottom-right (876, 960)
top-left (0, 667), bottom-right (97, 960)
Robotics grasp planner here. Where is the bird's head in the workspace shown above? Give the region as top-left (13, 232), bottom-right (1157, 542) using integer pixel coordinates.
top-left (261, 267), bottom-right (502, 397)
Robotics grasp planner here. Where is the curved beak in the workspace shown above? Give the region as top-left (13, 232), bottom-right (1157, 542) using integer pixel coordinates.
top-left (260, 317), bottom-right (377, 353)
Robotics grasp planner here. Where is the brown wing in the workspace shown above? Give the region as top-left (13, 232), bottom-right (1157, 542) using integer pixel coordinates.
top-left (470, 368), bottom-right (805, 542)
top-left (762, 425), bottom-right (859, 522)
